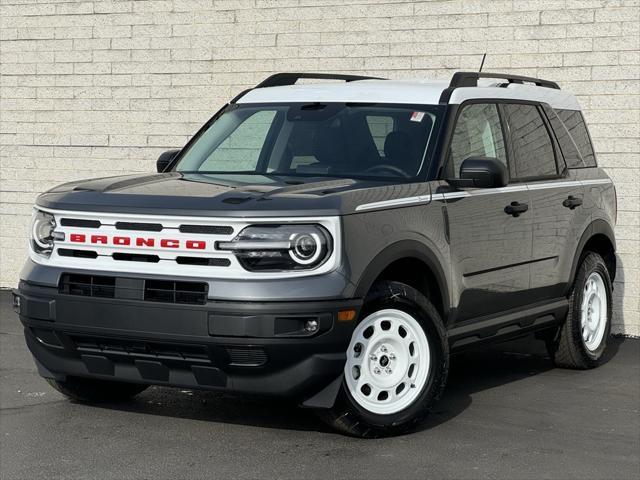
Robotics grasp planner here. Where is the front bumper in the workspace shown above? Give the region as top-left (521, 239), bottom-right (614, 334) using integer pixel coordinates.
top-left (15, 280), bottom-right (361, 401)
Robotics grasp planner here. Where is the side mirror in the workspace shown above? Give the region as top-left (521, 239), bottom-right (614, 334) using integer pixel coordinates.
top-left (447, 156), bottom-right (508, 189)
top-left (156, 149), bottom-right (180, 173)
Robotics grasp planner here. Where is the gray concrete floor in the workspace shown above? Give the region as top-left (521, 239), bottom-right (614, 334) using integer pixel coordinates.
top-left (1, 290), bottom-right (638, 479)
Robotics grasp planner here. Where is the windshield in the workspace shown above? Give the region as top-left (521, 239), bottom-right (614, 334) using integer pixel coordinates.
top-left (174, 103), bottom-right (444, 180)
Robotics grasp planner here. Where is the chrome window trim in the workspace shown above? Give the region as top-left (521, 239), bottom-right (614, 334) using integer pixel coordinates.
top-left (355, 179), bottom-right (612, 211)
top-left (354, 195), bottom-right (431, 212)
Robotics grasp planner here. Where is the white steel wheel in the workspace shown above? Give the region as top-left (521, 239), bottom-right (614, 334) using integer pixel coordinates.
top-left (345, 309), bottom-right (430, 415)
top-left (581, 271), bottom-right (608, 352)
top-left (547, 252), bottom-right (612, 370)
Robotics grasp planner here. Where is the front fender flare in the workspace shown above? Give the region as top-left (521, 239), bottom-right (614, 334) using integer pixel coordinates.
top-left (352, 239), bottom-right (450, 317)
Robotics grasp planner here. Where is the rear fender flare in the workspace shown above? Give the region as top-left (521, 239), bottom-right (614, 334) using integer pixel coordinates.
top-left (566, 219), bottom-right (616, 294)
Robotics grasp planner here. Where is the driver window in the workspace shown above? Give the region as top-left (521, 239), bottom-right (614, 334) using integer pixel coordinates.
top-left (447, 103), bottom-right (506, 178)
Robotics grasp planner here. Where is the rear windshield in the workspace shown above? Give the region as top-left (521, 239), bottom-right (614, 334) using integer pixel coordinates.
top-left (175, 103), bottom-right (444, 181)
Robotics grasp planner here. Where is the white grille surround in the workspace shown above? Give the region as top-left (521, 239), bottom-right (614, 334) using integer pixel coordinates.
top-left (30, 207), bottom-right (342, 280)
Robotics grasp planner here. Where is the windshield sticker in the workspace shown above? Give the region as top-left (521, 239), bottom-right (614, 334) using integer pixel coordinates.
top-left (410, 111), bottom-right (425, 122)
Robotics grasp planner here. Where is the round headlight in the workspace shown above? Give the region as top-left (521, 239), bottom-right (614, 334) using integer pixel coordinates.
top-left (218, 224), bottom-right (332, 272)
top-left (290, 233), bottom-right (322, 265)
top-left (31, 210), bottom-right (56, 255)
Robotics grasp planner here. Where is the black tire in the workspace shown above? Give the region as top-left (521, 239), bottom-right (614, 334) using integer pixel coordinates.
top-left (46, 376), bottom-right (148, 403)
top-left (547, 252), bottom-right (613, 369)
top-left (318, 281), bottom-right (449, 438)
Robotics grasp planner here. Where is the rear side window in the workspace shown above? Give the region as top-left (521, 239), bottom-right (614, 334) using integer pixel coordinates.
top-left (555, 109), bottom-right (597, 167)
top-left (501, 104), bottom-right (557, 180)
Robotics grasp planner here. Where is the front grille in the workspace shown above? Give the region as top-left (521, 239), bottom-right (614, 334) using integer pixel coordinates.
top-left (60, 274), bottom-right (116, 298)
top-left (52, 215), bottom-right (237, 271)
top-left (115, 221), bottom-right (163, 232)
top-left (70, 335), bottom-right (211, 363)
top-left (60, 218), bottom-right (101, 228)
top-left (144, 279), bottom-right (208, 305)
top-left (176, 256), bottom-right (231, 266)
top-left (59, 274), bottom-right (208, 305)
top-left (179, 224), bottom-right (234, 235)
top-left (112, 252), bottom-right (160, 263)
top-left (58, 248), bottom-right (98, 259)
top-left (55, 249), bottom-right (230, 268)
top-left (45, 210), bottom-right (328, 278)
top-left (226, 347), bottom-right (268, 367)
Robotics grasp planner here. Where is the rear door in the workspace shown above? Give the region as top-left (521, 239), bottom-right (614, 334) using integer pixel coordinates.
top-left (443, 102), bottom-right (533, 323)
top-left (499, 103), bottom-right (587, 302)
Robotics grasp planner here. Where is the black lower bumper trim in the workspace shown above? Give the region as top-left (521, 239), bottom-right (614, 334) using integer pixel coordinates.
top-left (25, 328), bottom-right (345, 397)
top-left (16, 281), bottom-right (360, 399)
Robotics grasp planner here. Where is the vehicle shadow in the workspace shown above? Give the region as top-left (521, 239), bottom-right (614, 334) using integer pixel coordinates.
top-left (90, 334), bottom-right (625, 435)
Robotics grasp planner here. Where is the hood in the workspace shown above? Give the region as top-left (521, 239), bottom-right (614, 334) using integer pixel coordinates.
top-left (36, 172), bottom-right (430, 217)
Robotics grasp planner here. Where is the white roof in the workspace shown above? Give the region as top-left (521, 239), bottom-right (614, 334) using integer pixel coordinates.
top-left (237, 78), bottom-right (581, 111)
top-left (450, 82), bottom-right (581, 110)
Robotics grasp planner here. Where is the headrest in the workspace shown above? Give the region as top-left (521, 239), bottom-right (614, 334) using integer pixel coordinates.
top-left (312, 128), bottom-right (345, 165)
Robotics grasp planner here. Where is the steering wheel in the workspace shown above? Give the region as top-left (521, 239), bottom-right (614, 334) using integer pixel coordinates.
top-left (364, 164), bottom-right (410, 178)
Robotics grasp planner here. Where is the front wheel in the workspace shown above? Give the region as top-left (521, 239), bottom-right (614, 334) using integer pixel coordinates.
top-left (547, 252), bottom-right (613, 369)
top-left (318, 281), bottom-right (449, 437)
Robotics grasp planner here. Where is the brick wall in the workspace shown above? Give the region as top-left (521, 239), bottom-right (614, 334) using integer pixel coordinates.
top-left (1, 0), bottom-right (638, 335)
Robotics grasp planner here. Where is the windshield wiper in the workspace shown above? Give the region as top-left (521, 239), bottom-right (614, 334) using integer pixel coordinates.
top-left (258, 173), bottom-right (306, 185)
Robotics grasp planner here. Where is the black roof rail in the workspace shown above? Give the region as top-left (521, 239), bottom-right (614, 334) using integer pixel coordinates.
top-left (255, 72), bottom-right (385, 89)
top-left (449, 71), bottom-right (561, 90)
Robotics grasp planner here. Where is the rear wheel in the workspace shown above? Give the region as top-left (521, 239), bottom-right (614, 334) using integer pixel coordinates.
top-left (547, 252), bottom-right (613, 369)
top-left (46, 376), bottom-right (148, 403)
top-left (318, 281), bottom-right (448, 437)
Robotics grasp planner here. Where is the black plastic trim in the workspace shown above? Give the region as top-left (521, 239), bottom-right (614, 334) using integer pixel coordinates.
top-left (255, 72), bottom-right (385, 89)
top-left (15, 282), bottom-right (361, 399)
top-left (448, 298), bottom-right (568, 350)
top-left (115, 222), bottom-right (163, 232)
top-left (566, 219), bottom-right (617, 295)
top-left (449, 71), bottom-right (560, 91)
top-left (353, 240), bottom-right (450, 319)
top-left (60, 218), bottom-right (101, 228)
top-left (464, 256), bottom-right (558, 278)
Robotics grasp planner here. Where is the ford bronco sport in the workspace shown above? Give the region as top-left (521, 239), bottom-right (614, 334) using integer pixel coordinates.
top-left (14, 72), bottom-right (617, 437)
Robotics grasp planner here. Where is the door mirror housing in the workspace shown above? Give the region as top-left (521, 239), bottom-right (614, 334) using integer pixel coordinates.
top-left (446, 156), bottom-right (508, 189)
top-left (156, 149), bottom-right (180, 173)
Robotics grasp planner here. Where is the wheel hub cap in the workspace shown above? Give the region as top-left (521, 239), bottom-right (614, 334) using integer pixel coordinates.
top-left (345, 309), bottom-right (431, 415)
top-left (580, 272), bottom-right (607, 351)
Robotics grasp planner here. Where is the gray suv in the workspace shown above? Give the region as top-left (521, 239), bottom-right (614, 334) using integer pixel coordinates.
top-left (14, 72), bottom-right (617, 437)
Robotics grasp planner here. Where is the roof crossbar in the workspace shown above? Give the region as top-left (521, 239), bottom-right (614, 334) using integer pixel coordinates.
top-left (255, 72), bottom-right (385, 89)
top-left (449, 71), bottom-right (561, 90)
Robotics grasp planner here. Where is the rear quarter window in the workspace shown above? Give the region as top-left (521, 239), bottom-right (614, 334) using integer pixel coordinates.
top-left (555, 109), bottom-right (597, 167)
top-left (543, 105), bottom-right (584, 169)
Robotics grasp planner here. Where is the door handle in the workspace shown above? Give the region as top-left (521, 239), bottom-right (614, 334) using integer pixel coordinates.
top-left (504, 201), bottom-right (529, 217)
top-left (562, 195), bottom-right (583, 209)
